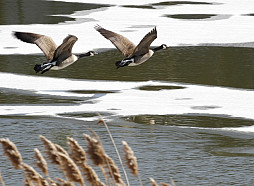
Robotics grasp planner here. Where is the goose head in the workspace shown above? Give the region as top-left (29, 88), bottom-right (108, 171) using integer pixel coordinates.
top-left (153, 44), bottom-right (168, 52)
top-left (77, 51), bottom-right (97, 58)
top-left (161, 44), bottom-right (167, 50)
top-left (88, 51), bottom-right (98, 56)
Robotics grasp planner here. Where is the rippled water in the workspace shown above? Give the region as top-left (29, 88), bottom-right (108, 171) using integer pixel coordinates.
top-left (0, 0), bottom-right (254, 186)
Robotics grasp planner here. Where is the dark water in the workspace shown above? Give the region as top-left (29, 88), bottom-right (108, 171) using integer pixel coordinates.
top-left (0, 0), bottom-right (109, 25)
top-left (1, 46), bottom-right (253, 89)
top-left (1, 0), bottom-right (254, 186)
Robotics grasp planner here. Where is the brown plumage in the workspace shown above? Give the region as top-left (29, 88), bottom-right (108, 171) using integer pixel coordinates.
top-left (13, 31), bottom-right (96, 73)
top-left (95, 25), bottom-right (136, 57)
top-left (95, 25), bottom-right (167, 68)
top-left (14, 32), bottom-right (58, 62)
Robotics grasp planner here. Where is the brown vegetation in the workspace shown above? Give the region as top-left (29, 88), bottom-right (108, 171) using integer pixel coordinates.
top-left (0, 120), bottom-right (173, 186)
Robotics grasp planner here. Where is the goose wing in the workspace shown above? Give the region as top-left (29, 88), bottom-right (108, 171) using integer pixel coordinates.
top-left (13, 32), bottom-right (57, 62)
top-left (95, 25), bottom-right (136, 57)
top-left (53, 35), bottom-right (78, 61)
top-left (133, 27), bottom-right (157, 56)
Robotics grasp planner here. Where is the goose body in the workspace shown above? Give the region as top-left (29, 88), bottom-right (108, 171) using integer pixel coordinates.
top-left (13, 32), bottom-right (96, 73)
top-left (50, 54), bottom-right (78, 70)
top-left (95, 25), bottom-right (167, 68)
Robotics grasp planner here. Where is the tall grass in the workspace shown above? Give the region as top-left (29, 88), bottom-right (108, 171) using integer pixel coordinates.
top-left (0, 120), bottom-right (174, 186)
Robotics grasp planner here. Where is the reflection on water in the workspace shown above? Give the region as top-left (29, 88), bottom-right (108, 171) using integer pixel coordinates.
top-left (124, 114), bottom-right (254, 128)
top-left (151, 1), bottom-right (213, 6)
top-left (165, 14), bottom-right (217, 19)
top-left (1, 46), bottom-right (253, 89)
top-left (137, 85), bottom-right (185, 91)
top-left (164, 14), bottom-right (233, 21)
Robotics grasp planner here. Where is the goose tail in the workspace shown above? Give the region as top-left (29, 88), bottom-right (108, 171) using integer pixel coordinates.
top-left (115, 61), bottom-right (122, 69)
top-left (34, 63), bottom-right (53, 74)
top-left (115, 58), bottom-right (134, 69)
top-left (34, 64), bottom-right (43, 73)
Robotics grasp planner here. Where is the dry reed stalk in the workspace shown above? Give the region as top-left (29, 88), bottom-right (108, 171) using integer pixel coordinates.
top-left (22, 162), bottom-right (49, 186)
top-left (34, 148), bottom-right (48, 176)
top-left (97, 119), bottom-right (130, 186)
top-left (39, 136), bottom-right (59, 165)
top-left (67, 137), bottom-right (105, 186)
top-left (55, 177), bottom-right (75, 186)
top-left (170, 178), bottom-right (176, 186)
top-left (149, 178), bottom-right (159, 186)
top-left (0, 171), bottom-right (5, 186)
top-left (0, 138), bottom-right (23, 169)
top-left (56, 152), bottom-right (85, 186)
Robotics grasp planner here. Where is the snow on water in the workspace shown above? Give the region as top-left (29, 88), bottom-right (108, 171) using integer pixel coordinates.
top-left (0, 0), bottom-right (253, 132)
top-left (0, 72), bottom-right (253, 123)
top-left (2, 0), bottom-right (254, 54)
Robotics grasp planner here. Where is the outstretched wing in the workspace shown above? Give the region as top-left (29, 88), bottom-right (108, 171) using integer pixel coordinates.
top-left (95, 25), bottom-right (136, 57)
top-left (13, 31), bottom-right (57, 62)
top-left (133, 27), bottom-right (157, 56)
top-left (53, 35), bottom-right (78, 61)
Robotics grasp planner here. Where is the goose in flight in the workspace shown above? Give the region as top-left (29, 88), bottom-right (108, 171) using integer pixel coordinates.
top-left (13, 32), bottom-right (97, 74)
top-left (95, 25), bottom-right (167, 68)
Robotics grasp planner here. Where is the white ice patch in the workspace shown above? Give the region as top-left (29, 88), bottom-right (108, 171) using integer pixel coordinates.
top-left (0, 72), bottom-right (253, 123)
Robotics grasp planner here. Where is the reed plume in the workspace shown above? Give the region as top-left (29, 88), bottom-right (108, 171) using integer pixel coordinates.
top-left (122, 141), bottom-right (142, 185)
top-left (149, 178), bottom-right (159, 186)
top-left (22, 162), bottom-right (49, 186)
top-left (54, 143), bottom-right (69, 157)
top-left (47, 177), bottom-right (58, 186)
top-left (104, 155), bottom-right (125, 186)
top-left (56, 152), bottom-right (85, 186)
top-left (122, 141), bottom-right (138, 175)
top-left (34, 148), bottom-right (48, 176)
top-left (67, 137), bottom-right (87, 166)
top-left (39, 135), bottom-right (59, 165)
top-left (84, 130), bottom-right (121, 185)
top-left (82, 164), bottom-right (105, 186)
top-left (55, 177), bottom-right (75, 186)
top-left (0, 138), bottom-right (22, 169)
top-left (24, 176), bottom-right (33, 186)
top-left (83, 133), bottom-right (105, 166)
top-left (67, 137), bottom-right (105, 186)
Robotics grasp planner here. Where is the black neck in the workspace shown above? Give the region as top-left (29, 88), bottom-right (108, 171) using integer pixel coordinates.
top-left (152, 45), bottom-right (163, 52)
top-left (77, 52), bottom-right (90, 59)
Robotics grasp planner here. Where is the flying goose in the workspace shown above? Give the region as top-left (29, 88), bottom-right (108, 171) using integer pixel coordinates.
top-left (13, 32), bottom-right (97, 74)
top-left (95, 25), bottom-right (167, 68)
